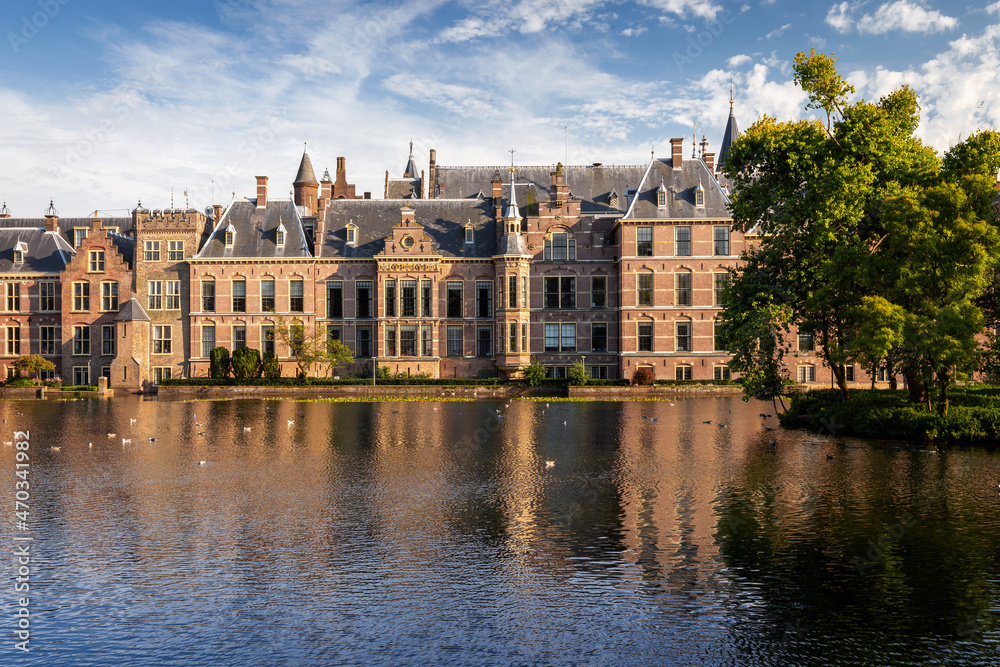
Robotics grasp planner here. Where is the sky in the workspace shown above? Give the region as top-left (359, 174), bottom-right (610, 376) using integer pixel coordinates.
top-left (1, 0), bottom-right (999, 216)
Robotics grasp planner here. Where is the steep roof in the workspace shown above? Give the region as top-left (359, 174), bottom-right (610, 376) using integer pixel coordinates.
top-left (717, 108), bottom-right (740, 173)
top-left (194, 198), bottom-right (312, 259)
top-left (433, 164), bottom-right (648, 214)
top-left (321, 198), bottom-right (496, 259)
top-left (403, 142), bottom-right (419, 179)
top-left (623, 157), bottom-right (731, 220)
top-left (0, 228), bottom-right (74, 273)
top-left (294, 151), bottom-right (319, 185)
top-left (115, 298), bottom-right (151, 322)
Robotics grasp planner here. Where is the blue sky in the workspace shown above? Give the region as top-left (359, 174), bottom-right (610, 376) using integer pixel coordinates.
top-left (1, 0), bottom-right (998, 215)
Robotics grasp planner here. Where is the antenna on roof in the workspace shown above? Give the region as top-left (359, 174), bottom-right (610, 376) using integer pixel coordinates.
top-left (565, 125), bottom-right (568, 167)
top-left (509, 148), bottom-right (516, 174)
top-left (170, 188), bottom-right (175, 210)
top-left (692, 122), bottom-right (697, 159)
top-left (730, 75), bottom-right (734, 111)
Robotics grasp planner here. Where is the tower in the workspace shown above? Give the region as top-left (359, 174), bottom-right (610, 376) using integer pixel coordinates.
top-left (293, 144), bottom-right (319, 215)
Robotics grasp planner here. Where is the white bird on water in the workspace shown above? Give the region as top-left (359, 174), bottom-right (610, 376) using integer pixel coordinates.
top-left (107, 433), bottom-right (116, 438)
top-left (50, 447), bottom-right (60, 452)
top-left (546, 460), bottom-right (555, 468)
top-left (130, 418), bottom-right (137, 424)
top-left (122, 438), bottom-right (131, 444)
top-left (288, 420), bottom-right (295, 426)
top-left (199, 460), bottom-right (208, 466)
top-left (244, 427), bottom-right (251, 432)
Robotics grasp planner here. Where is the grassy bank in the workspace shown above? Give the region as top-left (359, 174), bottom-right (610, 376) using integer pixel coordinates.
top-left (782, 386), bottom-right (1000, 444)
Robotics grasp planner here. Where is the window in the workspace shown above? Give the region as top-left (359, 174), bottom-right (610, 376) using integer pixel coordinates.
top-left (543, 323), bottom-right (576, 351)
top-left (714, 273), bottom-right (730, 306)
top-left (447, 325), bottom-right (463, 356)
top-left (714, 365), bottom-right (731, 380)
top-left (290, 280), bottom-right (304, 312)
top-left (592, 323), bottom-right (607, 352)
top-left (676, 321), bottom-right (692, 352)
top-left (39, 326), bottom-right (55, 355)
top-left (401, 280), bottom-right (417, 317)
top-left (592, 276), bottom-right (606, 308)
top-left (400, 325), bottom-right (417, 356)
top-left (844, 365), bottom-right (855, 382)
top-left (74, 229), bottom-right (88, 248)
top-left (422, 280), bottom-right (432, 317)
top-left (102, 325), bottom-right (115, 356)
top-left (101, 366), bottom-right (111, 380)
top-left (637, 273), bottom-right (653, 306)
top-left (798, 364), bottom-right (816, 383)
top-left (73, 282), bottom-right (91, 311)
top-left (73, 325), bottom-right (90, 355)
top-left (447, 281), bottom-right (463, 318)
top-left (546, 366), bottom-right (567, 379)
top-left (695, 188), bottom-right (705, 207)
top-left (89, 249), bottom-right (105, 272)
top-left (233, 325), bottom-right (246, 350)
top-left (102, 282), bottom-right (118, 312)
top-left (202, 325), bottom-right (215, 357)
top-left (591, 366), bottom-right (609, 379)
top-left (165, 281), bottom-right (181, 310)
top-left (327, 281), bottom-right (343, 318)
top-left (356, 281), bottom-right (373, 318)
top-left (477, 325), bottom-right (492, 357)
top-left (232, 280), bottom-right (246, 312)
top-left (714, 226), bottom-right (730, 256)
top-left (261, 325), bottom-right (274, 356)
top-left (153, 367), bottom-right (172, 384)
top-left (521, 276), bottom-right (528, 309)
top-left (675, 226), bottom-right (691, 256)
top-left (508, 322), bottom-right (517, 353)
top-left (798, 332), bottom-right (815, 352)
top-left (522, 322), bottom-right (528, 353)
top-left (346, 224), bottom-right (357, 245)
top-left (168, 240), bottom-right (184, 261)
top-left (385, 325), bottom-right (397, 356)
top-left (153, 326), bottom-right (172, 354)
top-left (543, 277), bottom-right (575, 309)
top-left (495, 322), bottom-right (504, 354)
top-left (276, 228), bottom-right (285, 246)
top-left (144, 240), bottom-right (160, 261)
top-left (637, 226), bottom-right (653, 256)
top-left (13, 249), bottom-right (24, 263)
top-left (676, 365), bottom-right (693, 380)
top-left (421, 324), bottom-right (432, 356)
top-left (6, 326), bottom-right (19, 356)
top-left (39, 282), bottom-right (55, 311)
top-left (225, 226), bottom-right (235, 246)
top-left (326, 324), bottom-right (343, 348)
top-left (148, 281), bottom-right (164, 310)
top-left (262, 279), bottom-right (275, 312)
top-left (465, 225), bottom-right (474, 244)
top-left (507, 275), bottom-right (517, 309)
top-left (476, 281), bottom-right (493, 318)
top-left (657, 189), bottom-right (667, 207)
top-left (200, 281), bottom-right (215, 312)
top-left (544, 232), bottom-right (576, 261)
top-left (356, 325), bottom-right (373, 357)
top-left (73, 366), bottom-right (90, 386)
top-left (6, 283), bottom-right (20, 312)
top-left (877, 367), bottom-right (887, 383)
top-left (561, 323), bottom-right (576, 351)
top-left (676, 272), bottom-right (692, 306)
top-left (638, 322), bottom-right (654, 352)
top-left (714, 320), bottom-right (726, 352)
top-left (385, 280), bottom-right (396, 317)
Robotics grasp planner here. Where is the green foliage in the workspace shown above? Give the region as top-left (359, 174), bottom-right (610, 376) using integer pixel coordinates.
top-left (209, 347), bottom-right (230, 379)
top-left (568, 360), bottom-right (589, 386)
top-left (231, 347), bottom-right (261, 380)
top-left (377, 365), bottom-right (392, 380)
top-left (632, 367), bottom-right (654, 386)
top-left (261, 352), bottom-right (281, 379)
top-left (12, 354), bottom-right (55, 381)
top-left (271, 313), bottom-right (354, 379)
top-left (521, 359), bottom-right (547, 387)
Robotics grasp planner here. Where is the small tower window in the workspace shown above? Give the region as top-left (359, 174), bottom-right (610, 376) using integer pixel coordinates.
top-left (465, 224), bottom-right (474, 244)
top-left (225, 223), bottom-right (236, 247)
top-left (13, 250), bottom-right (23, 263)
top-left (276, 222), bottom-right (286, 246)
top-left (346, 223), bottom-right (358, 245)
top-left (13, 241), bottom-right (27, 264)
top-left (657, 180), bottom-right (667, 208)
top-left (695, 183), bottom-right (705, 207)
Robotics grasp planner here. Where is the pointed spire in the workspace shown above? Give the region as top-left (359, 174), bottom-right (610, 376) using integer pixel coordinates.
top-left (504, 150), bottom-right (520, 221)
top-left (295, 145), bottom-right (319, 184)
top-left (719, 79), bottom-right (740, 172)
top-left (730, 75), bottom-right (734, 111)
top-left (403, 140), bottom-right (419, 179)
top-left (692, 122), bottom-right (697, 159)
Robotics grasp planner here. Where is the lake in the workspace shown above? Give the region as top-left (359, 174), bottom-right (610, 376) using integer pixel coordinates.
top-left (1, 395), bottom-right (999, 666)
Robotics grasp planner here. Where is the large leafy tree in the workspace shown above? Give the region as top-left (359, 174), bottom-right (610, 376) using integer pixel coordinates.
top-left (720, 50), bottom-right (1000, 413)
top-left (271, 313), bottom-right (354, 379)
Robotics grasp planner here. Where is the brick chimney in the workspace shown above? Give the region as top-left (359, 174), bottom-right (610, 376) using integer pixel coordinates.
top-left (704, 152), bottom-right (715, 173)
top-left (212, 204), bottom-right (223, 225)
top-left (670, 138), bottom-right (683, 170)
top-left (428, 149), bottom-right (437, 199)
top-left (551, 163), bottom-right (568, 207)
top-left (44, 215), bottom-right (58, 232)
top-left (256, 176), bottom-right (268, 208)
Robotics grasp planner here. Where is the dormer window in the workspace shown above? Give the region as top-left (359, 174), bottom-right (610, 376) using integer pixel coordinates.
top-left (13, 241), bottom-right (27, 264)
top-left (608, 189), bottom-right (619, 208)
top-left (695, 183), bottom-right (705, 207)
top-left (465, 224), bottom-right (475, 244)
top-left (657, 180), bottom-right (668, 208)
top-left (626, 188), bottom-right (637, 210)
top-left (13, 250), bottom-right (23, 264)
top-left (346, 223), bottom-right (358, 245)
top-left (276, 222), bottom-right (286, 247)
top-left (225, 223), bottom-right (236, 247)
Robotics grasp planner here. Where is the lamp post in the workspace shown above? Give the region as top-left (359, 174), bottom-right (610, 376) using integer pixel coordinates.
top-left (373, 354), bottom-right (377, 386)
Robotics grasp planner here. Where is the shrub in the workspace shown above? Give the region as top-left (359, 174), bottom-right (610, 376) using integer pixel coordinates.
top-left (261, 352), bottom-right (281, 379)
top-left (632, 367), bottom-right (655, 386)
top-left (522, 360), bottom-right (547, 387)
top-left (231, 347), bottom-right (262, 379)
top-left (568, 360), bottom-right (589, 386)
top-left (209, 347), bottom-right (231, 379)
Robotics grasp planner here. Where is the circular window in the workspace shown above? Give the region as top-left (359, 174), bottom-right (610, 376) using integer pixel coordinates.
top-left (401, 236), bottom-right (414, 249)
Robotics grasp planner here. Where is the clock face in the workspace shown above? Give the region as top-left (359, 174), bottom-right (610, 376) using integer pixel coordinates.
top-left (401, 235), bottom-right (414, 249)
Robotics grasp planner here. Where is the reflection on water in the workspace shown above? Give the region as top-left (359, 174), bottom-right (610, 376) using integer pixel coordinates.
top-left (1, 396), bottom-right (999, 665)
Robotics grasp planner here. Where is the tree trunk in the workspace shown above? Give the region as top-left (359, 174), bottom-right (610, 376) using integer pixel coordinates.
top-left (830, 360), bottom-right (849, 401)
top-left (936, 369), bottom-right (951, 417)
top-left (904, 368), bottom-right (928, 406)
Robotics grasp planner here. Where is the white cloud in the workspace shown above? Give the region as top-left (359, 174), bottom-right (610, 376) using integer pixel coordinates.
top-left (857, 1), bottom-right (958, 35)
top-left (621, 26), bottom-right (649, 36)
top-left (989, 2), bottom-right (1000, 15)
top-left (826, 2), bottom-right (854, 32)
top-left (638, 0), bottom-right (723, 21)
top-left (727, 54), bottom-right (752, 67)
top-left (762, 23), bottom-right (792, 40)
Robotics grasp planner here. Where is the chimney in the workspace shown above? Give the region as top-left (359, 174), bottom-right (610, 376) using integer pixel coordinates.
top-left (91, 217), bottom-right (102, 233)
top-left (384, 170), bottom-right (389, 199)
top-left (420, 170), bottom-right (425, 199)
top-left (212, 204), bottom-right (223, 225)
top-left (428, 149), bottom-right (437, 199)
top-left (256, 176), bottom-right (268, 208)
top-left (670, 138), bottom-right (683, 170)
top-left (551, 163), bottom-right (568, 207)
top-left (364, 192), bottom-right (371, 200)
top-left (45, 216), bottom-right (57, 232)
top-left (704, 152), bottom-right (715, 173)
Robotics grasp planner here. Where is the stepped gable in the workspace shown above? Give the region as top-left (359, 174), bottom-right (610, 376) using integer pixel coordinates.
top-left (322, 198), bottom-right (496, 258)
top-left (433, 164), bottom-right (648, 214)
top-left (0, 227), bottom-right (75, 273)
top-left (624, 158), bottom-right (730, 220)
top-left (195, 198), bottom-right (312, 259)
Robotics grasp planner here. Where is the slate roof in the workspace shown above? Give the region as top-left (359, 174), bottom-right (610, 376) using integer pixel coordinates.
top-left (623, 158), bottom-right (731, 220)
top-left (0, 228), bottom-right (75, 273)
top-left (433, 164), bottom-right (648, 215)
top-left (294, 152), bottom-right (318, 184)
top-left (194, 198), bottom-right (312, 259)
top-left (321, 199), bottom-right (496, 259)
top-left (717, 108), bottom-right (740, 174)
top-left (115, 298), bottom-right (151, 322)
top-left (108, 231), bottom-right (135, 269)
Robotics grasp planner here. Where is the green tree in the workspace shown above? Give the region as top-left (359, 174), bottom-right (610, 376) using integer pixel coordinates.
top-left (522, 358), bottom-right (546, 387)
top-left (12, 354), bottom-right (55, 381)
top-left (260, 352), bottom-right (281, 379)
top-left (568, 360), bottom-right (589, 386)
top-left (272, 314), bottom-right (353, 379)
top-left (231, 347), bottom-right (261, 380)
top-left (209, 347), bottom-right (230, 379)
